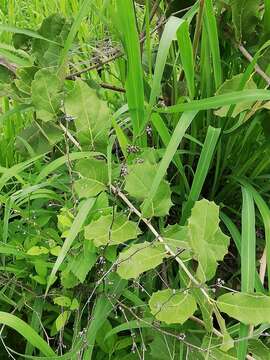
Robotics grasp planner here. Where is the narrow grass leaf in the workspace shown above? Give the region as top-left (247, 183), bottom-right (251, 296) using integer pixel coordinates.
top-left (181, 126), bottom-right (220, 224)
top-left (116, 0), bottom-right (145, 137)
top-left (0, 312), bottom-right (55, 356)
top-left (46, 198), bottom-right (96, 294)
top-left (143, 111), bottom-right (197, 214)
top-left (156, 90), bottom-right (270, 113)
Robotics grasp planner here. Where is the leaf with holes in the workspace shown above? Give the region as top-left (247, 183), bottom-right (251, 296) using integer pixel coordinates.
top-left (149, 289), bottom-right (197, 324)
top-left (84, 213), bottom-right (141, 247)
top-left (187, 199), bottom-right (230, 282)
top-left (117, 242), bottom-right (166, 279)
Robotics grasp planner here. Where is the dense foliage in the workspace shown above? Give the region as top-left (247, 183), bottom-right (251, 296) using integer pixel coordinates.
top-left (1, 0), bottom-right (270, 359)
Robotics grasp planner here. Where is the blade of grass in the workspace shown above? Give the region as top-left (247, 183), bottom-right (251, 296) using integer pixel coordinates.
top-left (221, 211), bottom-right (264, 293)
top-left (58, 0), bottom-right (93, 76)
top-left (177, 20), bottom-right (195, 98)
top-left (148, 16), bottom-right (183, 113)
top-left (181, 126), bottom-right (220, 224)
top-left (203, 0), bottom-right (222, 90)
top-left (143, 110), bottom-right (198, 214)
top-left (116, 0), bottom-right (145, 139)
top-left (238, 187), bottom-right (256, 359)
top-left (156, 89), bottom-right (270, 113)
top-left (46, 198), bottom-right (96, 294)
top-left (0, 312), bottom-right (55, 356)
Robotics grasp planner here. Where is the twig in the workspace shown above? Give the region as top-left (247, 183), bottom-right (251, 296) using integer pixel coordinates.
top-left (99, 82), bottom-right (125, 93)
top-left (238, 43), bottom-right (270, 86)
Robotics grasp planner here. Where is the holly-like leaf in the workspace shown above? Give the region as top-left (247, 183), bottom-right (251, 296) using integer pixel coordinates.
top-left (31, 69), bottom-right (62, 121)
top-left (230, 0), bottom-right (261, 45)
top-left (65, 79), bottom-right (111, 151)
top-left (187, 199), bottom-right (230, 282)
top-left (117, 242), bottom-right (166, 279)
top-left (74, 158), bottom-right (108, 198)
top-left (217, 292), bottom-right (270, 326)
top-left (149, 288), bottom-right (197, 324)
top-left (125, 161), bottom-right (172, 217)
top-left (84, 213), bottom-right (141, 247)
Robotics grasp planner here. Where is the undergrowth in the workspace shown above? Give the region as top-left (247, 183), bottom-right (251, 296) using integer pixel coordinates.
top-left (1, 0), bottom-right (270, 359)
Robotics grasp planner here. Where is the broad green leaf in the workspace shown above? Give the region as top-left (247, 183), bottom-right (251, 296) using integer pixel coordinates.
top-left (230, 0), bottom-right (261, 44)
top-left (217, 292), bottom-right (270, 326)
top-left (125, 161), bottom-right (172, 217)
top-left (149, 288), bottom-right (197, 324)
top-left (162, 224), bottom-right (191, 259)
top-left (53, 296), bottom-right (71, 307)
top-left (84, 213), bottom-right (140, 247)
top-left (248, 339), bottom-right (270, 359)
top-left (16, 121), bottom-right (63, 155)
top-left (65, 79), bottom-right (111, 151)
top-left (150, 333), bottom-right (182, 359)
top-left (214, 74), bottom-right (257, 118)
top-left (15, 66), bottom-right (38, 96)
top-left (31, 69), bottom-right (62, 121)
top-left (55, 311), bottom-right (70, 331)
top-left (32, 13), bottom-right (71, 67)
top-left (0, 43), bottom-right (32, 67)
top-left (117, 242), bottom-right (166, 279)
top-left (74, 158), bottom-right (108, 198)
top-left (187, 199), bottom-right (230, 281)
top-left (70, 298), bottom-right (79, 311)
top-left (27, 246), bottom-right (49, 256)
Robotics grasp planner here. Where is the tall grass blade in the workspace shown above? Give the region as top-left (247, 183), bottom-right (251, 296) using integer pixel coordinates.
top-left (46, 198), bottom-right (96, 294)
top-left (116, 0), bottom-right (145, 138)
top-left (181, 126), bottom-right (220, 224)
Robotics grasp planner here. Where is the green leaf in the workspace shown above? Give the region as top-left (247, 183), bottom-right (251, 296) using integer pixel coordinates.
top-left (27, 246), bottom-right (49, 256)
top-left (125, 161), bottom-right (172, 217)
top-left (214, 74), bottom-right (257, 118)
top-left (230, 0), bottom-right (261, 44)
top-left (53, 296), bottom-right (71, 307)
top-left (31, 69), bottom-right (62, 121)
top-left (217, 292), bottom-right (270, 326)
top-left (55, 311), bottom-right (70, 332)
top-left (47, 198), bottom-right (96, 294)
top-left (32, 13), bottom-right (71, 67)
top-left (149, 288), bottom-right (197, 324)
top-left (70, 242), bottom-right (97, 282)
top-left (162, 224), bottom-right (191, 258)
top-left (187, 199), bottom-right (230, 281)
top-left (117, 242), bottom-right (166, 279)
top-left (15, 66), bottom-right (38, 96)
top-left (84, 213), bottom-right (140, 247)
top-left (0, 312), bottom-right (55, 356)
top-left (65, 79), bottom-right (111, 151)
top-left (74, 158), bottom-right (108, 198)
top-left (70, 298), bottom-right (79, 311)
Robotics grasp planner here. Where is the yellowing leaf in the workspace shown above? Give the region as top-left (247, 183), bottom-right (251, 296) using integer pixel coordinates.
top-left (55, 311), bottom-right (70, 331)
top-left (50, 246), bottom-right (61, 256)
top-left (217, 292), bottom-right (270, 326)
top-left (27, 246), bottom-right (49, 256)
top-left (53, 296), bottom-right (71, 307)
top-left (117, 242), bottom-right (166, 279)
top-left (84, 213), bottom-right (140, 247)
top-left (149, 289), bottom-right (197, 324)
top-left (187, 199), bottom-right (230, 282)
